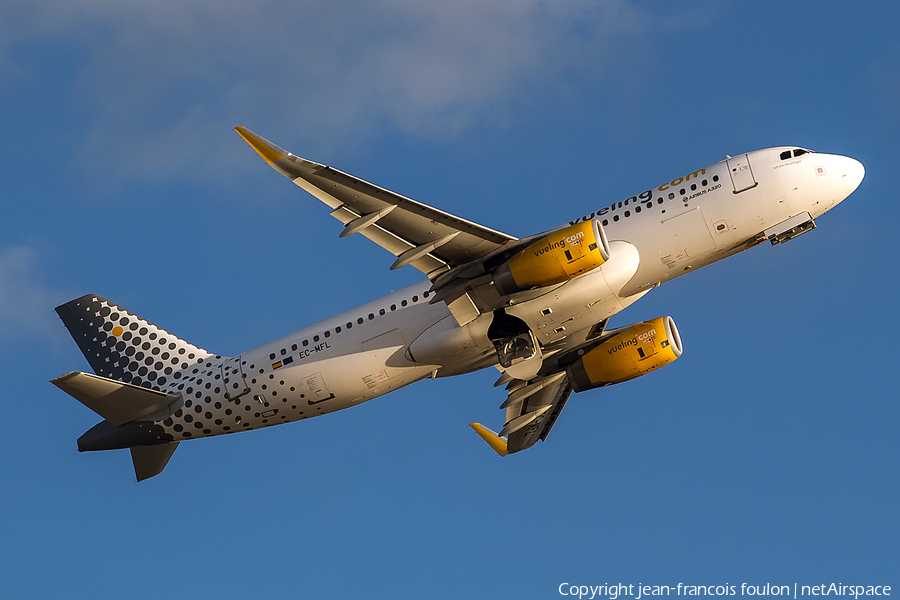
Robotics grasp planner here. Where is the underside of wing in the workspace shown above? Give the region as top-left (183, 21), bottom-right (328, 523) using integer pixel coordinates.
top-left (471, 371), bottom-right (573, 455)
top-left (235, 127), bottom-right (517, 279)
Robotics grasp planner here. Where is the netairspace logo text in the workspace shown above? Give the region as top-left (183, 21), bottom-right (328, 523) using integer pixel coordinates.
top-left (558, 584), bottom-right (892, 600)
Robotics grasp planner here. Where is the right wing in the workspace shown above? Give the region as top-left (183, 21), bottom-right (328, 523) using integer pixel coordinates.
top-left (235, 127), bottom-right (518, 279)
top-left (470, 371), bottom-right (574, 455)
top-left (469, 318), bottom-right (613, 455)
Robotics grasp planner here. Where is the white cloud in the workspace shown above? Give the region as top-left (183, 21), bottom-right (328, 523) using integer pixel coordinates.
top-left (0, 246), bottom-right (72, 344)
top-left (2, 0), bottom-right (689, 185)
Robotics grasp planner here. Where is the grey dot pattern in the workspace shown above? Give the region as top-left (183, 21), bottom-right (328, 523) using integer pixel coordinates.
top-left (56, 294), bottom-right (214, 392)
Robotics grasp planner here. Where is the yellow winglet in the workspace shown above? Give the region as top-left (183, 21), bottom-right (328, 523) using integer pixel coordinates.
top-left (470, 423), bottom-right (508, 457)
top-left (234, 126), bottom-right (287, 164)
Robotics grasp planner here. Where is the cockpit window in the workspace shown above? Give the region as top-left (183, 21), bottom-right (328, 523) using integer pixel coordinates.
top-left (781, 148), bottom-right (814, 160)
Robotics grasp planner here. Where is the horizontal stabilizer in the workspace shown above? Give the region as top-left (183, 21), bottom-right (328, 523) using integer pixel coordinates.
top-left (131, 442), bottom-right (179, 482)
top-left (470, 423), bottom-right (508, 457)
top-left (51, 372), bottom-right (181, 426)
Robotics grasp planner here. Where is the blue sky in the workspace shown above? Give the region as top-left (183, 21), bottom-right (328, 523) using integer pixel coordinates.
top-left (1, 1), bottom-right (897, 597)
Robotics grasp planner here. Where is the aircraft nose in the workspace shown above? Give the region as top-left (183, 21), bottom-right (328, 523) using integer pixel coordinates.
top-left (842, 157), bottom-right (865, 194)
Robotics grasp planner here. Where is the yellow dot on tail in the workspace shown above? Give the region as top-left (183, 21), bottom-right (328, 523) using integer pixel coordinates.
top-left (112, 326), bottom-right (123, 337)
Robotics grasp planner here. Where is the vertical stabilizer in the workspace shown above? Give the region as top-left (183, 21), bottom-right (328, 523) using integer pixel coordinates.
top-left (55, 294), bottom-right (214, 390)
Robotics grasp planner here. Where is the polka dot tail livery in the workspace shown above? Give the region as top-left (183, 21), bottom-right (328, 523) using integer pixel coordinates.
top-left (55, 294), bottom-right (214, 391)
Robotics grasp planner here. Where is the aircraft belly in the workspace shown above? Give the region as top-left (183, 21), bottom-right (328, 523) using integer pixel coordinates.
top-left (281, 354), bottom-right (433, 411)
top-left (156, 352), bottom-right (433, 441)
top-left (153, 296), bottom-right (447, 440)
top-left (656, 207), bottom-right (716, 268)
top-left (622, 190), bottom-right (762, 294)
top-left (406, 314), bottom-right (495, 375)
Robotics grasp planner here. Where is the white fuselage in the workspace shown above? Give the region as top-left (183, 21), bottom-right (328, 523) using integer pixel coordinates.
top-left (155, 147), bottom-right (862, 441)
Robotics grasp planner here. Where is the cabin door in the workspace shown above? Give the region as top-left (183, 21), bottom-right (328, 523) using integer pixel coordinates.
top-left (726, 154), bottom-right (757, 193)
top-left (221, 355), bottom-right (251, 401)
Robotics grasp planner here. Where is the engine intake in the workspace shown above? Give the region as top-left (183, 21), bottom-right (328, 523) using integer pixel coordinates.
top-left (493, 219), bottom-right (610, 296)
top-left (567, 316), bottom-right (682, 392)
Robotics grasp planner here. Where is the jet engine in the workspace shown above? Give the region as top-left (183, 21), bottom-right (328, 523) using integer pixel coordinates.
top-left (492, 219), bottom-right (610, 296)
top-left (566, 316), bottom-right (682, 392)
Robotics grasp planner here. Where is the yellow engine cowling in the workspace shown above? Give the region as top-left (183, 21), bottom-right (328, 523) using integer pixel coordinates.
top-left (567, 316), bottom-right (683, 392)
top-left (492, 219), bottom-right (611, 296)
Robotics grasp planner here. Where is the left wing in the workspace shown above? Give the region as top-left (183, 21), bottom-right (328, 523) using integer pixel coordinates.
top-left (471, 371), bottom-right (573, 455)
top-left (235, 127), bottom-right (518, 279)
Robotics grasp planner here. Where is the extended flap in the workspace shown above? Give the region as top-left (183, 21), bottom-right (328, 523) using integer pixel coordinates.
top-left (51, 372), bottom-right (181, 426)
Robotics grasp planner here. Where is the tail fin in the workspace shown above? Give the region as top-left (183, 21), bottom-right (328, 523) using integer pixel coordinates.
top-left (54, 294), bottom-right (210, 481)
top-left (55, 294), bottom-right (214, 390)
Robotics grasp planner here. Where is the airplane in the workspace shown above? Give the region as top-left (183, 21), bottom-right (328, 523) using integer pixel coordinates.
top-left (51, 127), bottom-right (865, 480)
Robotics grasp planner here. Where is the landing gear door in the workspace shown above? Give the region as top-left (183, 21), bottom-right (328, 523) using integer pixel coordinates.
top-left (221, 356), bottom-right (251, 402)
top-left (726, 154), bottom-right (757, 194)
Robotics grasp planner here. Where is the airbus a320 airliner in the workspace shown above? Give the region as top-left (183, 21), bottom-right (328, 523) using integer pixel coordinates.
top-left (51, 128), bottom-right (864, 480)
